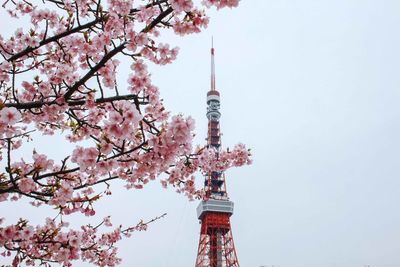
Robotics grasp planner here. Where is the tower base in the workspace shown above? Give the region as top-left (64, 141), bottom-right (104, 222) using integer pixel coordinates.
top-left (195, 212), bottom-right (240, 267)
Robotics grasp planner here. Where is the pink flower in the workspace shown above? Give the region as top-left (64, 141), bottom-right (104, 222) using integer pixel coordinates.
top-left (33, 152), bottom-right (54, 170)
top-left (158, 43), bottom-right (170, 59)
top-left (104, 216), bottom-right (113, 227)
top-left (202, 0), bottom-right (239, 9)
top-left (135, 33), bottom-right (148, 46)
top-left (71, 147), bottom-right (99, 170)
top-left (170, 0), bottom-right (193, 12)
top-left (56, 248), bottom-right (70, 262)
top-left (100, 142), bottom-right (113, 155)
top-left (18, 178), bottom-right (36, 193)
top-left (122, 103), bottom-right (143, 126)
top-left (49, 182), bottom-right (74, 206)
top-left (0, 193), bottom-right (9, 202)
top-left (3, 225), bottom-right (16, 240)
top-left (130, 60), bottom-right (147, 77)
top-left (68, 233), bottom-right (82, 248)
top-left (22, 226), bottom-right (34, 239)
top-left (0, 107), bottom-right (21, 125)
top-left (168, 115), bottom-right (195, 144)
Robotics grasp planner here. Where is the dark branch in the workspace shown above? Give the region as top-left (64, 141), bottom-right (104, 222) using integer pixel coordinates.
top-left (5, 94), bottom-right (146, 109)
top-left (7, 19), bottom-right (101, 62)
top-left (63, 6), bottom-right (173, 101)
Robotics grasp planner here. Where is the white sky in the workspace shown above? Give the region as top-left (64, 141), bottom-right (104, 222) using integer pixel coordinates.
top-left (2, 0), bottom-right (400, 267)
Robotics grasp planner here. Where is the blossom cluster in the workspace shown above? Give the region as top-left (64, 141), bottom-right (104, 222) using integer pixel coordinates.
top-left (0, 216), bottom-right (151, 267)
top-left (0, 0), bottom-right (248, 266)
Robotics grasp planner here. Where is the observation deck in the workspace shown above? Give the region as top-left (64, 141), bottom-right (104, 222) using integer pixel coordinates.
top-left (197, 199), bottom-right (234, 219)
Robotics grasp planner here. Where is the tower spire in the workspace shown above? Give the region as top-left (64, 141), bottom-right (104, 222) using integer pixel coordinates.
top-left (211, 37), bottom-right (216, 91)
top-left (206, 38), bottom-right (221, 151)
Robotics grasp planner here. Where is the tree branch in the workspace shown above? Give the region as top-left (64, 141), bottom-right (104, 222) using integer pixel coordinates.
top-left (7, 19), bottom-right (101, 62)
top-left (63, 6), bottom-right (173, 101)
top-left (5, 94), bottom-right (146, 109)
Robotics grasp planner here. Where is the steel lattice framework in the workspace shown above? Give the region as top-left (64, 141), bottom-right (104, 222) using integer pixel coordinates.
top-left (195, 43), bottom-right (240, 267)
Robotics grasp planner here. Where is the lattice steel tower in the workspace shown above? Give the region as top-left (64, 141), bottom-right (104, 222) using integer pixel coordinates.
top-left (195, 43), bottom-right (240, 267)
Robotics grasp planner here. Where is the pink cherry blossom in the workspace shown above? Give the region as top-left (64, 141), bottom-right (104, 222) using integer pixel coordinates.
top-left (202, 0), bottom-right (239, 9)
top-left (0, 107), bottom-right (21, 125)
top-left (170, 0), bottom-right (194, 13)
top-left (18, 178), bottom-right (37, 193)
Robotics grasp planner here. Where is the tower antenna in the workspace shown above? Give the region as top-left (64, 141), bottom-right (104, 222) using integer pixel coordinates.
top-left (211, 37), bottom-right (216, 91)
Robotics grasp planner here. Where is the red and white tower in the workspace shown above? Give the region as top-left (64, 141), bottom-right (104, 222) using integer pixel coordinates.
top-left (195, 43), bottom-right (240, 267)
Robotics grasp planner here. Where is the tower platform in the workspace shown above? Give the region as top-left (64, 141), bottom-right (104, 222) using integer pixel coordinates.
top-left (197, 199), bottom-right (234, 220)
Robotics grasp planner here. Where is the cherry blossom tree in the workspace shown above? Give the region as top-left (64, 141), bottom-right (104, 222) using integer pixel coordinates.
top-left (0, 0), bottom-right (251, 266)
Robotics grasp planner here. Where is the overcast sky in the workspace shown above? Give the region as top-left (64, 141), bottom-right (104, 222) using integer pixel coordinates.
top-left (2, 0), bottom-right (400, 267)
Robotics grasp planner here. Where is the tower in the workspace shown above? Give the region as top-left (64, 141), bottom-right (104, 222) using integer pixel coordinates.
top-left (195, 42), bottom-right (240, 267)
